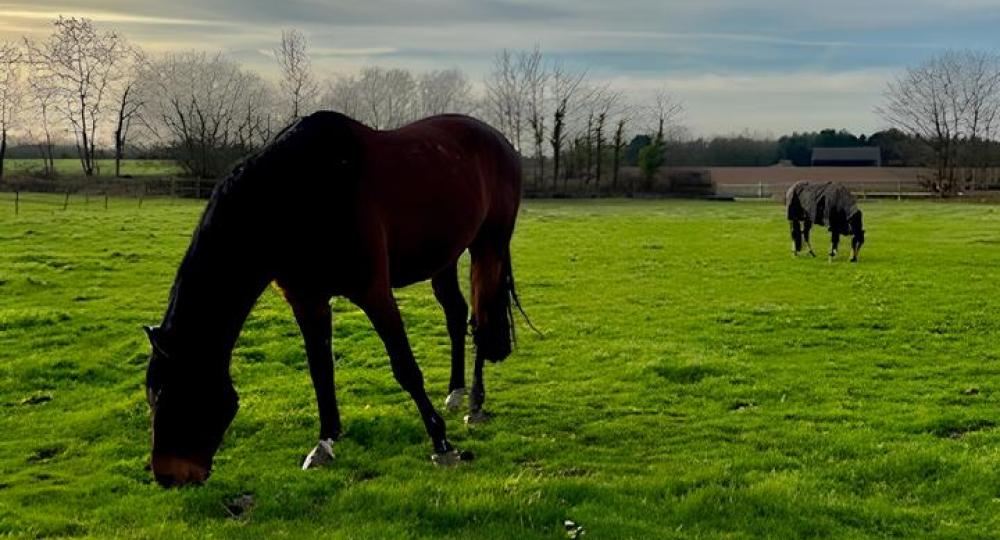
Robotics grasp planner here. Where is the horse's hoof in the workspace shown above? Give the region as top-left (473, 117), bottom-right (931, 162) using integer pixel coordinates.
top-left (464, 410), bottom-right (489, 425)
top-left (301, 438), bottom-right (335, 470)
top-left (808, 250), bottom-right (816, 258)
top-left (445, 388), bottom-right (466, 412)
top-left (431, 449), bottom-right (474, 466)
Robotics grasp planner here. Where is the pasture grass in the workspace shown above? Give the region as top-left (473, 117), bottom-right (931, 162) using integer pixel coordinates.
top-left (3, 159), bottom-right (182, 178)
top-left (1, 196), bottom-right (999, 538)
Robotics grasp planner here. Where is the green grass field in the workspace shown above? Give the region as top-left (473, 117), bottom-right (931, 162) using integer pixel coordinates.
top-left (1, 197), bottom-right (999, 538)
top-left (4, 159), bottom-right (182, 178)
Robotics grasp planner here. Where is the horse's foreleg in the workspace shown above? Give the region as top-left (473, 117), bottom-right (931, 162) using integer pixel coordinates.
top-left (802, 220), bottom-right (816, 257)
top-left (356, 286), bottom-right (469, 465)
top-left (830, 231), bottom-right (840, 260)
top-left (432, 264), bottom-right (468, 412)
top-left (789, 220), bottom-right (802, 255)
top-left (289, 297), bottom-right (341, 469)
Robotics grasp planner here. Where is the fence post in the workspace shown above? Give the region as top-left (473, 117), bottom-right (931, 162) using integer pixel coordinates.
top-left (138, 182), bottom-right (144, 208)
top-left (195, 180), bottom-right (201, 199)
top-left (63, 192), bottom-right (70, 211)
top-left (757, 181), bottom-right (763, 199)
top-left (897, 181), bottom-right (901, 201)
top-left (104, 193), bottom-right (109, 210)
top-left (14, 190), bottom-right (18, 216)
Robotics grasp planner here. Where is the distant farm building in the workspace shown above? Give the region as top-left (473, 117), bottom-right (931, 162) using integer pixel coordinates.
top-left (811, 147), bottom-right (882, 167)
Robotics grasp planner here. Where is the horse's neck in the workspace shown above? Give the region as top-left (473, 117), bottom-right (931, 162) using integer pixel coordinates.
top-left (161, 208), bottom-right (271, 360)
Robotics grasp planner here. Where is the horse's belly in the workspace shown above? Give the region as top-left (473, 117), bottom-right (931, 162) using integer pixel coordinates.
top-left (387, 231), bottom-right (474, 287)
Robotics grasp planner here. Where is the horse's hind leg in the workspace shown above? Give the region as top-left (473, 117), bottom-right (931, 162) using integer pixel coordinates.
top-left (287, 295), bottom-right (341, 469)
top-left (432, 263), bottom-right (469, 411)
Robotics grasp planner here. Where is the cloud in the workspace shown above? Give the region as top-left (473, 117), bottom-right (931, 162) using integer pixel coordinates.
top-left (604, 69), bottom-right (894, 136)
top-left (0, 4), bottom-right (235, 27)
top-left (1, 0), bottom-right (995, 135)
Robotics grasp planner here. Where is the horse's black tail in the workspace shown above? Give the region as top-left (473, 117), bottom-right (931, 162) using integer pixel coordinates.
top-left (504, 249), bottom-right (541, 343)
top-left (470, 244), bottom-right (540, 363)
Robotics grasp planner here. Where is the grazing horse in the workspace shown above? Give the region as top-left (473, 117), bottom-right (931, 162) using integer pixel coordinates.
top-left (786, 181), bottom-right (865, 262)
top-left (143, 111), bottom-right (526, 487)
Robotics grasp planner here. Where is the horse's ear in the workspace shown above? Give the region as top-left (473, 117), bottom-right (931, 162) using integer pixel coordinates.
top-left (143, 325), bottom-right (169, 358)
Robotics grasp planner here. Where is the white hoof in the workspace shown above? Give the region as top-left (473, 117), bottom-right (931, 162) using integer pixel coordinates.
top-left (302, 438), bottom-right (335, 470)
top-left (464, 410), bottom-right (489, 425)
top-left (431, 449), bottom-right (474, 466)
top-left (445, 388), bottom-right (466, 412)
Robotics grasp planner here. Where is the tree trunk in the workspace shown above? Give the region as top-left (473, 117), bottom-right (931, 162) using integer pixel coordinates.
top-left (78, 95), bottom-right (94, 177)
top-left (613, 123), bottom-right (623, 190)
top-left (114, 89), bottom-right (128, 178)
top-left (0, 129), bottom-right (6, 182)
top-left (551, 109), bottom-right (564, 191)
top-left (595, 135), bottom-right (602, 193)
top-left (115, 129), bottom-right (123, 177)
top-left (584, 113), bottom-right (593, 185)
top-left (552, 146), bottom-right (560, 191)
top-left (45, 132), bottom-right (55, 177)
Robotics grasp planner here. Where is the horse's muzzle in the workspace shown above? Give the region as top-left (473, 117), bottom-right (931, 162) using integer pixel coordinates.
top-left (151, 453), bottom-right (211, 487)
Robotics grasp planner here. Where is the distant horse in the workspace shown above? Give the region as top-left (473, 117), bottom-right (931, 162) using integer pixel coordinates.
top-left (786, 181), bottom-right (866, 262)
top-left (143, 111), bottom-right (526, 487)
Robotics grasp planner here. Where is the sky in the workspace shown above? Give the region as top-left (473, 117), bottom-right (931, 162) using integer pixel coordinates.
top-left (2, 0), bottom-right (999, 136)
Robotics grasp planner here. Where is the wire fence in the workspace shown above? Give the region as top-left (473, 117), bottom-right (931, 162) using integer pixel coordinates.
top-left (0, 177), bottom-right (217, 215)
top-left (716, 181), bottom-right (936, 201)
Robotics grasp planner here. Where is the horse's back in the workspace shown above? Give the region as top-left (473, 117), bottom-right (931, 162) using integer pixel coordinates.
top-left (248, 111), bottom-right (521, 289)
top-left (360, 115), bottom-right (522, 285)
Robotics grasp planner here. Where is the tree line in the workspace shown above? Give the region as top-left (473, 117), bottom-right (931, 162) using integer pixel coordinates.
top-left (0, 20), bottom-right (686, 189)
top-left (0, 18), bottom-right (998, 195)
top-left (642, 128), bottom-right (934, 169)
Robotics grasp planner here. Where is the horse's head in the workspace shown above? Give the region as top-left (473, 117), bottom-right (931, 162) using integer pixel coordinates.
top-left (144, 326), bottom-right (239, 488)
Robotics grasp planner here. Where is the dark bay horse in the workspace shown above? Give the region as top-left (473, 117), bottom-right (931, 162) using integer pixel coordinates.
top-left (144, 111), bottom-right (525, 487)
top-left (786, 181), bottom-right (866, 262)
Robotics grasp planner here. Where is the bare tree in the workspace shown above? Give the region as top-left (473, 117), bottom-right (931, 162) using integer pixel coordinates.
top-left (518, 47), bottom-right (548, 187)
top-left (0, 42), bottom-right (23, 181)
top-left (878, 50), bottom-right (1000, 194)
top-left (650, 89), bottom-right (684, 141)
top-left (603, 96), bottom-right (633, 191)
top-left (324, 66), bottom-right (463, 129)
top-left (547, 62), bottom-right (585, 189)
top-left (589, 87), bottom-right (623, 192)
top-left (418, 68), bottom-right (474, 117)
top-left (23, 43), bottom-right (58, 177)
top-left (26, 17), bottom-right (127, 176)
top-left (322, 74), bottom-right (363, 118)
top-left (485, 49), bottom-right (528, 152)
top-left (235, 70), bottom-right (279, 150)
top-left (111, 45), bottom-right (146, 177)
top-left (381, 68), bottom-right (418, 128)
top-left (343, 66), bottom-right (418, 129)
top-left (274, 29), bottom-right (318, 121)
top-left (612, 114), bottom-right (629, 190)
top-left (144, 51), bottom-right (277, 178)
